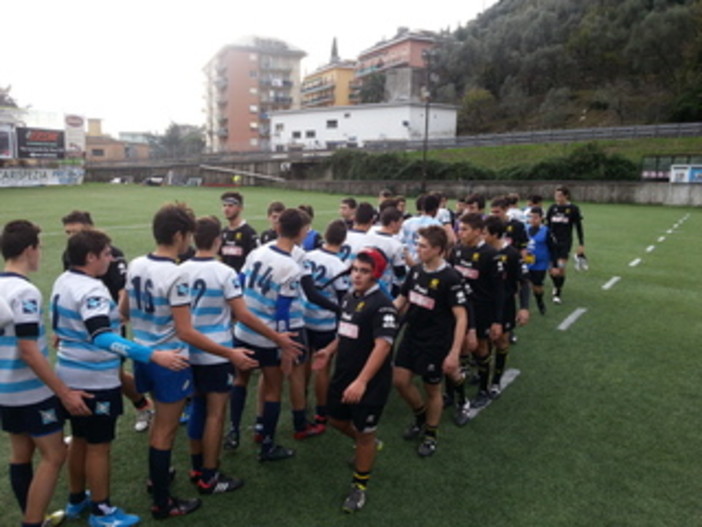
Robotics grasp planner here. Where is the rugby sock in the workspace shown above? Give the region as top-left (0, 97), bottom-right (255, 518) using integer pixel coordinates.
top-left (425, 425), bottom-right (438, 440)
top-left (91, 499), bottom-right (116, 516)
top-left (201, 467), bottom-right (217, 483)
top-left (552, 275), bottom-right (564, 295)
top-left (494, 347), bottom-right (509, 385)
top-left (21, 522), bottom-right (41, 527)
top-left (352, 470), bottom-right (371, 490)
top-left (261, 401), bottom-right (281, 449)
top-left (187, 395), bottom-right (206, 441)
top-left (292, 409), bottom-right (307, 432)
top-left (452, 373), bottom-right (467, 406)
top-left (190, 454), bottom-right (203, 473)
top-left (9, 462), bottom-right (32, 512)
top-left (149, 447), bottom-right (172, 508)
top-left (477, 354), bottom-right (491, 391)
top-left (69, 491), bottom-right (87, 505)
top-left (133, 396), bottom-right (149, 410)
top-left (535, 292), bottom-right (545, 309)
top-left (229, 385), bottom-right (247, 431)
top-left (315, 405), bottom-right (328, 422)
top-left (412, 406), bottom-right (427, 427)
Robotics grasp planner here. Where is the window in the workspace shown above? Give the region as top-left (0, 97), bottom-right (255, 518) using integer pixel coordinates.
top-left (249, 122), bottom-right (259, 130)
top-left (249, 53), bottom-right (257, 61)
top-left (292, 131), bottom-right (301, 139)
top-left (91, 149), bottom-right (105, 156)
top-left (344, 113), bottom-right (351, 118)
top-left (249, 70), bottom-right (258, 78)
top-left (305, 130), bottom-right (316, 138)
top-left (275, 123), bottom-right (284, 132)
top-left (326, 120), bottom-right (338, 129)
top-left (249, 105), bottom-right (258, 113)
top-left (249, 87), bottom-right (258, 95)
top-left (250, 138), bottom-right (258, 146)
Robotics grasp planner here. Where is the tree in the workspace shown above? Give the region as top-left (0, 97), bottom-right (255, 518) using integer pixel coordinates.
top-left (359, 72), bottom-right (386, 103)
top-left (0, 85), bottom-right (17, 108)
top-left (458, 88), bottom-right (498, 133)
top-left (147, 123), bottom-right (205, 159)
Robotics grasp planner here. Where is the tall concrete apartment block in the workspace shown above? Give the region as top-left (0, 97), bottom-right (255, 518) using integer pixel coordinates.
top-left (350, 28), bottom-right (436, 104)
top-left (204, 36), bottom-right (306, 152)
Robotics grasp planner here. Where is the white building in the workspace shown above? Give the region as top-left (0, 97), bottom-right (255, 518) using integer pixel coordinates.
top-left (269, 102), bottom-right (457, 151)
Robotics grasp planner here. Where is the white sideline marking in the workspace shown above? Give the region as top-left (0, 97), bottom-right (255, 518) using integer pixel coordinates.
top-left (667, 229), bottom-right (673, 234)
top-left (558, 308), bottom-right (587, 331)
top-left (658, 236), bottom-right (666, 242)
top-left (646, 245), bottom-right (655, 253)
top-left (466, 368), bottom-right (520, 421)
top-left (602, 276), bottom-right (621, 290)
top-left (629, 258), bottom-right (642, 267)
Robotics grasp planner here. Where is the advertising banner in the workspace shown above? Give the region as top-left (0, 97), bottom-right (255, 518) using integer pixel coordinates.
top-left (64, 114), bottom-right (86, 158)
top-left (0, 123), bottom-right (13, 159)
top-left (16, 127), bottom-right (65, 159)
top-left (0, 167), bottom-right (84, 187)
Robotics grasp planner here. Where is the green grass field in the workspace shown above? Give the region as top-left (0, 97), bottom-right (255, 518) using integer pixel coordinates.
top-left (0, 184), bottom-right (699, 526)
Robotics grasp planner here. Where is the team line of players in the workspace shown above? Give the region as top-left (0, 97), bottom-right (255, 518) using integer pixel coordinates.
top-left (0, 185), bottom-right (584, 524)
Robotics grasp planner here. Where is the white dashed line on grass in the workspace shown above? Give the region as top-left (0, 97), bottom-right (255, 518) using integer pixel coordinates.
top-left (629, 258), bottom-right (642, 267)
top-left (646, 245), bottom-right (655, 253)
top-left (558, 308), bottom-right (588, 331)
top-left (667, 229), bottom-right (673, 234)
top-left (602, 277), bottom-right (621, 290)
top-left (658, 236), bottom-right (666, 242)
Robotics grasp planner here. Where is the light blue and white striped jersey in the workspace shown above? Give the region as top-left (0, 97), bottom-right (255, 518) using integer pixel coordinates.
top-left (126, 254), bottom-right (190, 356)
top-left (179, 257), bottom-right (241, 366)
top-left (366, 231), bottom-right (406, 295)
top-left (302, 248), bottom-right (349, 332)
top-left (234, 244), bottom-right (304, 348)
top-left (340, 229), bottom-right (372, 268)
top-left (400, 215), bottom-right (442, 262)
top-left (0, 273), bottom-right (52, 406)
top-left (52, 270), bottom-right (122, 391)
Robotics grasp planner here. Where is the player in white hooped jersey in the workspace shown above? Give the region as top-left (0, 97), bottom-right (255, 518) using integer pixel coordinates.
top-left (181, 216), bottom-right (302, 493)
top-left (122, 203), bottom-right (257, 520)
top-left (366, 207), bottom-right (407, 298)
top-left (1, 220), bottom-right (92, 527)
top-left (339, 202), bottom-right (374, 266)
top-left (303, 219), bottom-right (350, 429)
top-left (53, 229), bottom-right (187, 527)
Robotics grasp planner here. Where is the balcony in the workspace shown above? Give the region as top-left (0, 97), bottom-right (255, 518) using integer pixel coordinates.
top-left (301, 80), bottom-right (334, 95)
top-left (217, 98), bottom-right (228, 106)
top-left (217, 128), bottom-right (228, 137)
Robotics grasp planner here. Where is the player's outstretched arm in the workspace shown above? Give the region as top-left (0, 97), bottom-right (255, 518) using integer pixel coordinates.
top-left (18, 339), bottom-right (93, 416)
top-left (172, 305), bottom-right (258, 371)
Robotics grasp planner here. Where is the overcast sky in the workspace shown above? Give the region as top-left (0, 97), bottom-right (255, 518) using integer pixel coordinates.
top-left (2, 0), bottom-right (498, 136)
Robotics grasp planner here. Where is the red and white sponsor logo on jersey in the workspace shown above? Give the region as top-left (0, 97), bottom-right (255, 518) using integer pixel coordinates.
top-left (455, 265), bottom-right (479, 280)
top-left (338, 321), bottom-right (359, 339)
top-left (222, 245), bottom-right (243, 256)
top-left (409, 290), bottom-right (436, 310)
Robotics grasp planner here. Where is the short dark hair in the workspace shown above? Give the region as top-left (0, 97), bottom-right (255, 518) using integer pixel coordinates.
top-left (415, 194), bottom-right (426, 212)
top-left (298, 204), bottom-right (314, 219)
top-left (267, 201), bottom-right (285, 216)
top-left (490, 197), bottom-right (508, 210)
top-left (555, 185), bottom-right (571, 198)
top-left (354, 202), bottom-right (375, 225)
top-left (529, 194), bottom-right (543, 204)
top-left (418, 225), bottom-right (448, 252)
top-left (379, 189), bottom-right (393, 199)
top-left (152, 203), bottom-right (196, 245)
top-left (220, 191), bottom-right (243, 205)
top-left (278, 208), bottom-right (306, 239)
top-left (379, 207), bottom-right (402, 226)
top-left (193, 216), bottom-right (222, 250)
top-left (67, 229), bottom-right (111, 267)
top-left (422, 194), bottom-right (440, 214)
top-left (341, 197), bottom-right (357, 209)
top-left (484, 216), bottom-right (506, 237)
top-left (378, 198), bottom-right (399, 213)
top-left (530, 206), bottom-right (544, 217)
top-left (466, 193), bottom-right (485, 210)
top-left (1, 220), bottom-right (41, 260)
top-left (459, 212), bottom-right (485, 230)
top-left (324, 219), bottom-right (347, 246)
top-left (506, 193), bottom-right (520, 206)
top-left (61, 210), bottom-right (93, 226)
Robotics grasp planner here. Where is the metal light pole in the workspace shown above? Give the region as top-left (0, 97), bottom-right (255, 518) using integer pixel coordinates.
top-left (421, 48), bottom-right (433, 194)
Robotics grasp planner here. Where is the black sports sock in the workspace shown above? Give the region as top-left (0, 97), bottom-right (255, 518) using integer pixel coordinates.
top-left (425, 425), bottom-right (438, 440)
top-left (91, 498), bottom-right (114, 516)
top-left (69, 490), bottom-right (87, 505)
top-left (477, 354), bottom-right (491, 391)
top-left (149, 447), bottom-right (172, 508)
top-left (10, 462), bottom-right (32, 513)
top-left (190, 454), bottom-right (203, 473)
top-left (413, 406), bottom-right (426, 427)
top-left (452, 374), bottom-right (467, 405)
top-left (494, 347), bottom-right (509, 385)
top-left (132, 396), bottom-right (149, 410)
top-left (352, 470), bottom-right (371, 490)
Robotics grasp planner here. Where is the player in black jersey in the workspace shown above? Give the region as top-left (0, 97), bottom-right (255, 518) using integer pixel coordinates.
top-left (484, 217), bottom-right (530, 398)
top-left (452, 213), bottom-right (506, 408)
top-left (219, 192), bottom-right (259, 273)
top-left (490, 198), bottom-right (528, 256)
top-left (545, 186), bottom-right (585, 304)
top-left (312, 249), bottom-right (398, 513)
top-left (60, 210), bottom-right (154, 433)
top-left (260, 201), bottom-right (285, 245)
top-left (393, 226), bottom-right (468, 457)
